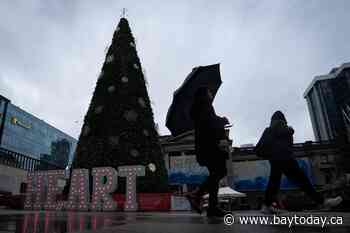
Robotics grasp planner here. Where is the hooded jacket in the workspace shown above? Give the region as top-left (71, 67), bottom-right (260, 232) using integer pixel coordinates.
top-left (266, 111), bottom-right (294, 160)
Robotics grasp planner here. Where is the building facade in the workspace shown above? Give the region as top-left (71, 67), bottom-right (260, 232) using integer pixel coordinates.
top-left (0, 95), bottom-right (77, 168)
top-left (159, 130), bottom-right (234, 194)
top-left (304, 62), bottom-right (350, 142)
top-left (160, 133), bottom-right (343, 209)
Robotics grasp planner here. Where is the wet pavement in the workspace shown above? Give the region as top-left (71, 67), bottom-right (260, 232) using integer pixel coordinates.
top-left (0, 210), bottom-right (349, 233)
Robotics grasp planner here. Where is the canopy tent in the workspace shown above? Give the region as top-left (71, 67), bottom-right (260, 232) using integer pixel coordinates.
top-left (203, 186), bottom-right (246, 199)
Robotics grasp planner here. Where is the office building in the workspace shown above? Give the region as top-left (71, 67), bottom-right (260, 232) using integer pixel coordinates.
top-left (0, 95), bottom-right (77, 168)
top-left (304, 63), bottom-right (350, 142)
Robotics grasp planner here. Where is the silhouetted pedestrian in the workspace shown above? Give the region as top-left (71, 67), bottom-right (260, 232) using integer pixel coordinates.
top-left (256, 111), bottom-right (343, 214)
top-left (186, 87), bottom-right (230, 217)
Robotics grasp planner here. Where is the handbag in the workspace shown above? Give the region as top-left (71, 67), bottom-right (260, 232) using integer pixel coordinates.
top-left (255, 127), bottom-right (274, 158)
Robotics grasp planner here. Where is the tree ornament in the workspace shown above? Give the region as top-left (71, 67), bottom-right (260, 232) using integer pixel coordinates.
top-left (98, 71), bottom-right (104, 80)
top-left (133, 63), bottom-right (139, 70)
top-left (130, 42), bottom-right (135, 48)
top-left (130, 149), bottom-right (139, 157)
top-left (121, 76), bottom-right (129, 83)
top-left (143, 69), bottom-right (149, 85)
top-left (109, 136), bottom-right (119, 146)
top-left (82, 126), bottom-right (90, 136)
top-left (124, 110), bottom-right (138, 122)
top-left (148, 163), bottom-right (157, 172)
top-left (143, 129), bottom-right (149, 136)
top-left (138, 97), bottom-right (146, 108)
top-left (106, 54), bottom-right (114, 63)
top-left (95, 106), bottom-right (104, 114)
top-left (108, 85), bottom-right (116, 93)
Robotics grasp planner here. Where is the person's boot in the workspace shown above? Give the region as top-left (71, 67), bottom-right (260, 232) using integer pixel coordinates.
top-left (260, 204), bottom-right (287, 214)
top-left (323, 196), bottom-right (343, 209)
top-left (206, 206), bottom-right (230, 217)
top-left (185, 191), bottom-right (202, 214)
top-left (261, 204), bottom-right (274, 214)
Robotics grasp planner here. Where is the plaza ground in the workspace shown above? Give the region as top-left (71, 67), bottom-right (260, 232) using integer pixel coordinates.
top-left (0, 210), bottom-right (349, 233)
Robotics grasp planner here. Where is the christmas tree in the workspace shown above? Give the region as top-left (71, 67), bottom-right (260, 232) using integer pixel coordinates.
top-left (72, 17), bottom-right (168, 193)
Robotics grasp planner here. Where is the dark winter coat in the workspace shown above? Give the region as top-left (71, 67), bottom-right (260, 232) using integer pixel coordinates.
top-left (265, 111), bottom-right (294, 160)
top-left (191, 89), bottom-right (228, 166)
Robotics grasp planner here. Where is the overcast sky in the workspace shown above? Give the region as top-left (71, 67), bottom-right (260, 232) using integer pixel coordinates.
top-left (0, 0), bottom-right (349, 146)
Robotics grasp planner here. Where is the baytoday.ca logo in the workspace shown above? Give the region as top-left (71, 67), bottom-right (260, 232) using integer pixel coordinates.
top-left (272, 214), bottom-right (343, 228)
top-left (224, 214), bottom-right (343, 228)
top-left (224, 214), bottom-right (235, 225)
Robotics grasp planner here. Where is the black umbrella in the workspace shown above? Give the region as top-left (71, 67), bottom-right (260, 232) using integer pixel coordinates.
top-left (166, 63), bottom-right (222, 136)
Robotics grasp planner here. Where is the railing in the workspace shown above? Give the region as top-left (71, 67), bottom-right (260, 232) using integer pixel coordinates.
top-left (230, 140), bottom-right (344, 162)
top-left (0, 147), bottom-right (64, 171)
top-left (232, 140), bottom-right (338, 156)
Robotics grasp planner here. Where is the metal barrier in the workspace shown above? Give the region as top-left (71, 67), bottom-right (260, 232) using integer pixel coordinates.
top-left (0, 147), bottom-right (64, 171)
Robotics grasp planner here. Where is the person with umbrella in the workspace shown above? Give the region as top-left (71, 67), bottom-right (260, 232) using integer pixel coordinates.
top-left (166, 64), bottom-right (231, 217)
top-left (186, 87), bottom-right (231, 217)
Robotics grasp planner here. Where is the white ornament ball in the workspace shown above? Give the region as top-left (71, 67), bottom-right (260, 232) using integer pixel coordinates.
top-left (109, 136), bottom-right (119, 146)
top-left (121, 76), bottom-right (128, 83)
top-left (95, 106), bottom-right (104, 114)
top-left (148, 163), bottom-right (156, 172)
top-left (143, 129), bottom-right (149, 136)
top-left (82, 126), bottom-right (90, 136)
top-left (124, 110), bottom-right (138, 122)
top-left (130, 149), bottom-right (139, 157)
top-left (138, 98), bottom-right (146, 108)
top-left (133, 63), bottom-right (139, 70)
top-left (108, 86), bottom-right (116, 93)
top-left (130, 42), bottom-right (135, 48)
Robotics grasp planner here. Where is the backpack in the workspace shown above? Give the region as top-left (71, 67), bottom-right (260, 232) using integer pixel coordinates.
top-left (255, 127), bottom-right (274, 158)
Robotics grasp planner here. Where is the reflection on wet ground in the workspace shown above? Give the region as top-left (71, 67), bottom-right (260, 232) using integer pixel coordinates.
top-left (0, 211), bottom-right (126, 233)
top-left (0, 210), bottom-right (349, 233)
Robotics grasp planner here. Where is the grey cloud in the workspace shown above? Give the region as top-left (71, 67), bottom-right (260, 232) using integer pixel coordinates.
top-left (0, 0), bottom-right (349, 146)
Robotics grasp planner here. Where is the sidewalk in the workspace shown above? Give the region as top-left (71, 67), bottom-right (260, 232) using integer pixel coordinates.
top-left (0, 210), bottom-right (349, 233)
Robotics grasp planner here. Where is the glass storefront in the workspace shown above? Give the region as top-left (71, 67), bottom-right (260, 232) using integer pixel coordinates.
top-left (0, 102), bottom-right (77, 168)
